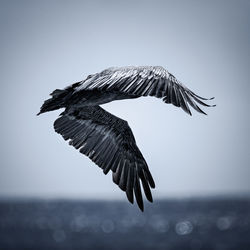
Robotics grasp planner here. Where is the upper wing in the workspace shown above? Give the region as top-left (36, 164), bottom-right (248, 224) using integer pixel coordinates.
top-left (53, 105), bottom-right (155, 211)
top-left (76, 66), bottom-right (215, 115)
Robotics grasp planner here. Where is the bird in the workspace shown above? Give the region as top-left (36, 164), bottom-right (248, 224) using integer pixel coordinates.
top-left (38, 66), bottom-right (215, 211)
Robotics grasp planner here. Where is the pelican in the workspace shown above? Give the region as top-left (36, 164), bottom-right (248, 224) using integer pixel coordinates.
top-left (38, 66), bottom-right (215, 211)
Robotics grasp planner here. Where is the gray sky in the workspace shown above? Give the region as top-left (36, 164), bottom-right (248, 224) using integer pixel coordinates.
top-left (0, 0), bottom-right (249, 200)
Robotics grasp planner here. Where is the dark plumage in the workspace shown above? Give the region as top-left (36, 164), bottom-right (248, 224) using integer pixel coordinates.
top-left (38, 66), bottom-right (215, 211)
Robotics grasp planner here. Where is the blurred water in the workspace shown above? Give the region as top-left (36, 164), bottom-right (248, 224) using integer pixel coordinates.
top-left (0, 198), bottom-right (249, 250)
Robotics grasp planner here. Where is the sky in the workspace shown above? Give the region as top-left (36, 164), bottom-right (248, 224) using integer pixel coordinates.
top-left (0, 0), bottom-right (249, 200)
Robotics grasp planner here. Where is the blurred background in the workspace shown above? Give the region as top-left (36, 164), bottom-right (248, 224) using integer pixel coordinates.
top-left (0, 0), bottom-right (249, 249)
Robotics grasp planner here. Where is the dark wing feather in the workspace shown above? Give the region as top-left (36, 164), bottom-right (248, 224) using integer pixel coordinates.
top-left (53, 105), bottom-right (155, 211)
top-left (76, 66), bottom-right (215, 115)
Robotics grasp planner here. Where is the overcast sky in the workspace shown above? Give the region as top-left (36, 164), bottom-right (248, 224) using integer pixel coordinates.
top-left (0, 0), bottom-right (249, 200)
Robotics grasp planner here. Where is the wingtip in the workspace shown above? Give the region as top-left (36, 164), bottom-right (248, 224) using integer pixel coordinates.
top-left (138, 204), bottom-right (144, 212)
top-left (148, 196), bottom-right (153, 203)
top-left (128, 199), bottom-right (134, 204)
top-left (207, 97), bottom-right (216, 107)
top-left (191, 91), bottom-right (215, 101)
top-left (150, 177), bottom-right (156, 189)
top-left (36, 111), bottom-right (42, 116)
top-left (126, 192), bottom-right (134, 204)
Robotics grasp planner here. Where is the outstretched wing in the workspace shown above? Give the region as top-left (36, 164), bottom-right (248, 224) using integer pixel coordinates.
top-left (76, 66), bottom-right (215, 115)
top-left (53, 105), bottom-right (155, 211)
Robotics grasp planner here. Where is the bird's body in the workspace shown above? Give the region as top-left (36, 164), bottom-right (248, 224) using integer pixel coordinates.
top-left (38, 66), bottom-right (215, 211)
top-left (68, 89), bottom-right (139, 107)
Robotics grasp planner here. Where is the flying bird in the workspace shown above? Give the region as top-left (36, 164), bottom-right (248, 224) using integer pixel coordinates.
top-left (38, 66), bottom-right (215, 211)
